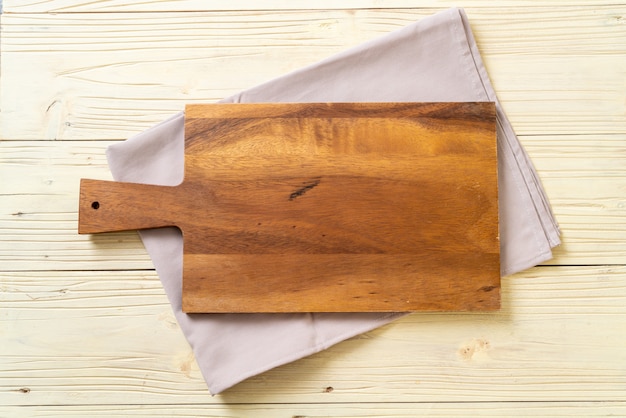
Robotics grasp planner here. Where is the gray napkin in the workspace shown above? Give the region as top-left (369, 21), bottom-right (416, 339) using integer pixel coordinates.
top-left (106, 8), bottom-right (560, 394)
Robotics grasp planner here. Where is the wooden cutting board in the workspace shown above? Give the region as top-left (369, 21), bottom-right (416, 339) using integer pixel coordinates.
top-left (79, 102), bottom-right (500, 313)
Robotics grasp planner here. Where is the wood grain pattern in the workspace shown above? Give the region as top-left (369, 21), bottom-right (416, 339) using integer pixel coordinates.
top-left (2, 267), bottom-right (625, 406)
top-left (5, 0), bottom-right (622, 12)
top-left (3, 403), bottom-right (626, 417)
top-left (1, 7), bottom-right (624, 140)
top-left (2, 136), bottom-right (624, 270)
top-left (78, 102), bottom-right (498, 312)
top-left (3, 1), bottom-right (625, 414)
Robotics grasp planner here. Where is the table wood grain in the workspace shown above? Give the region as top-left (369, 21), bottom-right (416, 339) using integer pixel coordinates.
top-left (1, 1), bottom-right (625, 416)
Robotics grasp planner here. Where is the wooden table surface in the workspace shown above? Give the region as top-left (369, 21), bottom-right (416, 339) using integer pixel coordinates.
top-left (1, 1), bottom-right (625, 416)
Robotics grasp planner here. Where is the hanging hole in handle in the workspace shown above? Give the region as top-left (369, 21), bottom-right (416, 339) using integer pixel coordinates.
top-left (91, 201), bottom-right (100, 210)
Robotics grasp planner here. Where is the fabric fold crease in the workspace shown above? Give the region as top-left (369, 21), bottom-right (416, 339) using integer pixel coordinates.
top-left (105, 7), bottom-right (559, 394)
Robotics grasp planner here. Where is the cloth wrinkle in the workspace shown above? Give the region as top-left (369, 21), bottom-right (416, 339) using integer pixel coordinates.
top-left (450, 9), bottom-right (487, 102)
top-left (104, 7), bottom-right (560, 394)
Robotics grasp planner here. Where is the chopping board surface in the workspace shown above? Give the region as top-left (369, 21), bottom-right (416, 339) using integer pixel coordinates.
top-left (79, 102), bottom-right (500, 313)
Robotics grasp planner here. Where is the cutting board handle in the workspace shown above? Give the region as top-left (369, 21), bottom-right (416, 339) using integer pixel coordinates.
top-left (78, 178), bottom-right (178, 234)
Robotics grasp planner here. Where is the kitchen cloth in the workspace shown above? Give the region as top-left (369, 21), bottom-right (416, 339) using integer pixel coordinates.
top-left (106, 7), bottom-right (560, 394)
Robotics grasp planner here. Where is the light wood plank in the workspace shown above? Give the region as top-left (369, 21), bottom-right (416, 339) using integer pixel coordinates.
top-left (521, 135), bottom-right (626, 265)
top-left (2, 1), bottom-right (624, 415)
top-left (4, 0), bottom-right (623, 13)
top-left (3, 402), bottom-right (626, 417)
top-left (1, 7), bottom-right (624, 139)
top-left (1, 266), bottom-right (625, 405)
top-left (3, 136), bottom-right (624, 270)
top-left (0, 141), bottom-right (154, 270)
